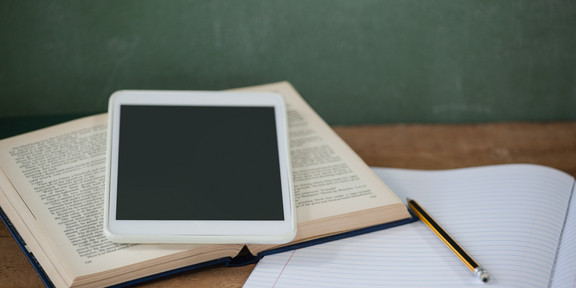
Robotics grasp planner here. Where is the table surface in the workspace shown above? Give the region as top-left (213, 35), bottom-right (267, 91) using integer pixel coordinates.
top-left (2, 121), bottom-right (575, 288)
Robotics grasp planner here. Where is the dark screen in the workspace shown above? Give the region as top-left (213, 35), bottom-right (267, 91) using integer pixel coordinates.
top-left (115, 105), bottom-right (285, 220)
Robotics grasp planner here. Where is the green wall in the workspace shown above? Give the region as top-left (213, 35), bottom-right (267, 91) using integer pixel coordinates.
top-left (1, 0), bottom-right (575, 124)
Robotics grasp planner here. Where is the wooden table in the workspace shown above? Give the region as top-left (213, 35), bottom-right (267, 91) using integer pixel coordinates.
top-left (2, 122), bottom-right (575, 287)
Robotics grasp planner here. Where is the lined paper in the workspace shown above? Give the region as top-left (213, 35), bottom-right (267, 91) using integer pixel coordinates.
top-left (243, 164), bottom-right (575, 288)
top-left (550, 179), bottom-right (576, 288)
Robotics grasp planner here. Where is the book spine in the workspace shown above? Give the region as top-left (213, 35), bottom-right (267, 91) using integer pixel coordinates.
top-left (0, 208), bottom-right (55, 288)
top-left (257, 215), bottom-right (418, 260)
top-left (110, 257), bottom-right (233, 288)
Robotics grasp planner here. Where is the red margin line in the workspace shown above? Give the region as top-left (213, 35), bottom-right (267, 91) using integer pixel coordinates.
top-left (272, 250), bottom-right (296, 288)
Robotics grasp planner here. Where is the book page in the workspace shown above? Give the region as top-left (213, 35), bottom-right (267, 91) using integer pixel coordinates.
top-left (0, 115), bottom-right (242, 287)
top-left (233, 82), bottom-right (408, 223)
top-left (243, 164), bottom-right (574, 288)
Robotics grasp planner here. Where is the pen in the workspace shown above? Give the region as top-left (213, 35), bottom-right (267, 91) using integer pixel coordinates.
top-left (407, 198), bottom-right (490, 283)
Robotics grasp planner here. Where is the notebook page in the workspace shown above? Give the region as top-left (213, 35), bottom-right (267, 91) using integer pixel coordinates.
top-left (550, 182), bottom-right (576, 287)
top-left (243, 164), bottom-right (574, 288)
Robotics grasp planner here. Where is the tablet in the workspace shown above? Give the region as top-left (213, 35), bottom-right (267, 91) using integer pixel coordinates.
top-left (104, 90), bottom-right (296, 244)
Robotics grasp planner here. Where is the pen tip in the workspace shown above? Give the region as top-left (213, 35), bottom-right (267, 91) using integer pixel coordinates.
top-left (474, 267), bottom-right (489, 283)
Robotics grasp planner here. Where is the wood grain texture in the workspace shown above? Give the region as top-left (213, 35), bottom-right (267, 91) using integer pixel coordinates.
top-left (1, 122), bottom-right (575, 287)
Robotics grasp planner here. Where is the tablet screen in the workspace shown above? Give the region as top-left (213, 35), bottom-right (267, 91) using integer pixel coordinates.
top-left (116, 104), bottom-right (285, 221)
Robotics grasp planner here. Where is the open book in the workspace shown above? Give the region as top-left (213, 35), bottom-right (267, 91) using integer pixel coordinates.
top-left (0, 82), bottom-right (410, 288)
top-left (244, 164), bottom-right (576, 288)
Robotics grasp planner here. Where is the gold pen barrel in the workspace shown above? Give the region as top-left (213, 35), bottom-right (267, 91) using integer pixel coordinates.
top-left (407, 198), bottom-right (490, 283)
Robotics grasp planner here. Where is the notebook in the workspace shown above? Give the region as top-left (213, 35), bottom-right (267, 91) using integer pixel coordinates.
top-left (243, 164), bottom-right (576, 287)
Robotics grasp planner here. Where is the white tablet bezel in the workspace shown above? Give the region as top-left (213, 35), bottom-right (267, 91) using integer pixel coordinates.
top-left (104, 90), bottom-right (296, 244)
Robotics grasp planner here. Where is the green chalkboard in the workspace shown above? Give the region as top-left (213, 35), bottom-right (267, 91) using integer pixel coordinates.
top-left (1, 0), bottom-right (575, 124)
